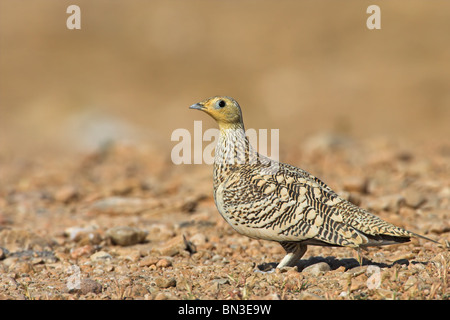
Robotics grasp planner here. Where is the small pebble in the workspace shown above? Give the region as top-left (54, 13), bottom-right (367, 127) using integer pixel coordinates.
top-left (2, 257), bottom-right (18, 268)
top-left (106, 226), bottom-right (147, 246)
top-left (10, 261), bottom-right (33, 275)
top-left (139, 256), bottom-right (158, 267)
top-left (155, 277), bottom-right (176, 288)
top-left (90, 251), bottom-right (112, 261)
top-left (366, 271), bottom-right (381, 289)
top-left (70, 245), bottom-right (95, 259)
top-left (156, 235), bottom-right (186, 256)
top-left (345, 265), bottom-right (367, 277)
top-left (212, 278), bottom-right (229, 285)
top-left (65, 226), bottom-right (103, 245)
top-left (156, 258), bottom-right (172, 268)
top-left (302, 262), bottom-right (331, 276)
top-left (366, 265), bottom-right (381, 276)
top-left (130, 284), bottom-right (149, 297)
top-left (79, 278), bottom-right (102, 295)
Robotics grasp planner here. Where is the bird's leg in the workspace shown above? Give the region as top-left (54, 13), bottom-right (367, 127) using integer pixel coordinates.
top-left (277, 243), bottom-right (307, 269)
top-left (355, 247), bottom-right (368, 266)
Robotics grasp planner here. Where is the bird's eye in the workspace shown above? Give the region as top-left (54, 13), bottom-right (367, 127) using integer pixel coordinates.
top-left (217, 100), bottom-right (226, 108)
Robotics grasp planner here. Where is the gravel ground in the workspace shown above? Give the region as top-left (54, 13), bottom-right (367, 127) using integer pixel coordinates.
top-left (1, 2), bottom-right (449, 301)
top-left (0, 136), bottom-right (448, 300)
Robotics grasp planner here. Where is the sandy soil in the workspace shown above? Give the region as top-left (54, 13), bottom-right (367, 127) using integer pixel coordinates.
top-left (0, 135), bottom-right (448, 300)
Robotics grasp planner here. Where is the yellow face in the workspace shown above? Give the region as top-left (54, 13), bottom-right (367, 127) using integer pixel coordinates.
top-left (189, 96), bottom-right (243, 127)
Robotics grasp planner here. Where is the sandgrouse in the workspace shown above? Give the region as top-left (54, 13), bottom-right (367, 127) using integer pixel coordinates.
top-left (190, 96), bottom-right (434, 269)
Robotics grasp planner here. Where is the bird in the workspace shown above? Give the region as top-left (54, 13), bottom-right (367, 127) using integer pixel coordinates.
top-left (189, 96), bottom-right (436, 269)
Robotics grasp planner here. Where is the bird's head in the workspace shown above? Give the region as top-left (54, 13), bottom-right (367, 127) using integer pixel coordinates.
top-left (189, 96), bottom-right (244, 129)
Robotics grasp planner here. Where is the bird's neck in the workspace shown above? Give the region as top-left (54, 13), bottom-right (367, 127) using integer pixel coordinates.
top-left (213, 124), bottom-right (258, 187)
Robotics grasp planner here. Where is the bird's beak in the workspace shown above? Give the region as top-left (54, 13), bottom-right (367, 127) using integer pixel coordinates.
top-left (189, 103), bottom-right (205, 111)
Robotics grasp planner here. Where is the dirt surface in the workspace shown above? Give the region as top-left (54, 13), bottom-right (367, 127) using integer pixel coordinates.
top-left (0, 1), bottom-right (449, 300)
top-left (0, 136), bottom-right (448, 300)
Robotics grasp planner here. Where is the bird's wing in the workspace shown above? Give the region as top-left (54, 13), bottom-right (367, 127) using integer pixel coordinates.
top-left (218, 162), bottom-right (373, 247)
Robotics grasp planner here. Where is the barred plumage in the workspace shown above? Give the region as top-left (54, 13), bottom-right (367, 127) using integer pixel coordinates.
top-left (190, 96), bottom-right (434, 268)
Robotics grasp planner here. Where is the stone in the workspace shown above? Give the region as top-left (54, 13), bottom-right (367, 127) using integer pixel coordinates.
top-left (345, 265), bottom-right (367, 277)
top-left (130, 284), bottom-right (149, 298)
top-left (79, 278), bottom-right (102, 294)
top-left (366, 269), bottom-right (382, 290)
top-left (90, 251), bottom-right (112, 261)
top-left (156, 235), bottom-right (186, 256)
top-left (106, 226), bottom-right (147, 246)
top-left (120, 249), bottom-right (141, 262)
top-left (156, 258), bottom-right (172, 268)
top-left (139, 256), bottom-right (159, 267)
top-left (366, 265), bottom-right (381, 276)
top-left (212, 278), bottom-right (230, 285)
top-left (2, 256), bottom-right (18, 268)
top-left (65, 226), bottom-right (103, 245)
top-left (155, 277), bottom-right (176, 288)
top-left (302, 262), bottom-right (331, 276)
top-left (70, 245), bottom-right (95, 259)
top-left (10, 261), bottom-right (33, 275)
top-left (350, 276), bottom-right (367, 291)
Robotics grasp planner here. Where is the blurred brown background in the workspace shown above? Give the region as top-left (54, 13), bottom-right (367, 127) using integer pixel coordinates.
top-left (1, 0), bottom-right (449, 159)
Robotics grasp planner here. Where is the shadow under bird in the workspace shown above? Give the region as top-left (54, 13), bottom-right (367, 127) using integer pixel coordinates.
top-left (190, 96), bottom-right (436, 269)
